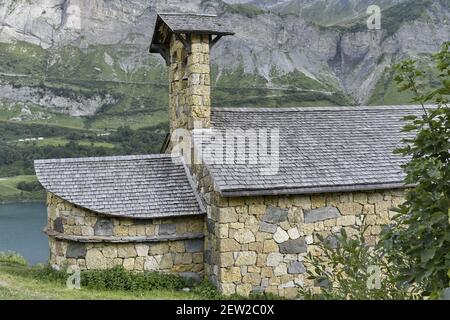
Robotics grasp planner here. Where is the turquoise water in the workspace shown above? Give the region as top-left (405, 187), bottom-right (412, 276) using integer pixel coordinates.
top-left (0, 202), bottom-right (48, 265)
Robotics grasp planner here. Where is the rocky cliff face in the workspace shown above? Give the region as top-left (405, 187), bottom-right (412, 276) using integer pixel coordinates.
top-left (0, 0), bottom-right (449, 117)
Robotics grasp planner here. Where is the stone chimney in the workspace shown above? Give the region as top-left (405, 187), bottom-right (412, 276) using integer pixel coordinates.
top-left (150, 13), bottom-right (234, 133)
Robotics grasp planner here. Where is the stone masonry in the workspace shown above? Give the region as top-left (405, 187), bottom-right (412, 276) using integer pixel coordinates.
top-left (169, 33), bottom-right (211, 132)
top-left (46, 193), bottom-right (204, 278)
top-left (193, 165), bottom-right (406, 298)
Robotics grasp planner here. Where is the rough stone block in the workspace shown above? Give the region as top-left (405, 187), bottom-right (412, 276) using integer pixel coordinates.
top-left (149, 243), bottom-right (169, 255)
top-left (287, 228), bottom-right (300, 240)
top-left (144, 256), bottom-right (160, 271)
top-left (233, 229), bottom-right (255, 244)
top-left (186, 239), bottom-right (204, 253)
top-left (221, 267), bottom-right (242, 283)
top-left (279, 238), bottom-right (307, 254)
top-left (259, 221), bottom-right (277, 234)
top-left (236, 283), bottom-right (252, 296)
top-left (263, 240), bottom-right (279, 253)
top-left (336, 215), bottom-right (356, 226)
top-left (234, 251), bottom-right (257, 266)
top-left (274, 263), bottom-right (288, 276)
top-left (53, 217), bottom-right (64, 233)
top-left (159, 224), bottom-right (177, 236)
top-left (219, 239), bottom-right (240, 252)
top-left (93, 219), bottom-right (113, 236)
top-left (263, 206), bottom-right (288, 223)
top-left (117, 245), bottom-right (137, 258)
top-left (273, 227), bottom-right (290, 244)
top-left (66, 243), bottom-right (86, 259)
top-left (218, 207), bottom-right (238, 223)
top-left (266, 252), bottom-right (283, 267)
top-left (102, 246), bottom-right (118, 258)
top-left (288, 261), bottom-right (306, 274)
top-left (304, 207), bottom-right (341, 223)
top-left (85, 249), bottom-right (108, 270)
top-left (135, 244), bottom-right (149, 257)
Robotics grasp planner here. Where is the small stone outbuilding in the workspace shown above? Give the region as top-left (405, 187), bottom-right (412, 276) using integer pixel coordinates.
top-left (35, 12), bottom-right (421, 298)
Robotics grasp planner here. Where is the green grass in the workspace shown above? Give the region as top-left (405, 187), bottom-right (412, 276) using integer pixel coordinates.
top-left (0, 263), bottom-right (202, 300)
top-left (0, 175), bottom-right (44, 203)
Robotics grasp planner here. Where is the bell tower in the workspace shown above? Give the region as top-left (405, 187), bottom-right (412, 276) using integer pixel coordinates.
top-left (150, 13), bottom-right (234, 133)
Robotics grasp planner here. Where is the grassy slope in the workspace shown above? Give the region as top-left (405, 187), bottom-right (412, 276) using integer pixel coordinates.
top-left (368, 55), bottom-right (440, 105)
top-left (0, 263), bottom-right (201, 300)
top-left (0, 176), bottom-right (44, 203)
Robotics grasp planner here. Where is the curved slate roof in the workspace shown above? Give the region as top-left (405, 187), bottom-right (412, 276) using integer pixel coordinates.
top-left (35, 155), bottom-right (205, 219)
top-left (193, 105), bottom-right (424, 197)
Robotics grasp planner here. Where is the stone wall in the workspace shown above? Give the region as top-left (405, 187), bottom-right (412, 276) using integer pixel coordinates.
top-left (201, 186), bottom-right (406, 298)
top-left (168, 33), bottom-right (211, 132)
top-left (46, 193), bottom-right (205, 278)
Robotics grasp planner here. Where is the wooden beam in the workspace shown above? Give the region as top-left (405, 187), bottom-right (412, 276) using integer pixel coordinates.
top-left (150, 44), bottom-right (170, 66)
top-left (210, 35), bottom-right (223, 48)
top-left (175, 33), bottom-right (191, 54)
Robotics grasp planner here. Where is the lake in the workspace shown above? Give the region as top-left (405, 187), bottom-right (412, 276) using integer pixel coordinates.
top-left (0, 202), bottom-right (48, 265)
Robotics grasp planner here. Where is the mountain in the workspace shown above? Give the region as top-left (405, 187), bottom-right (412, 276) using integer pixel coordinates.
top-left (0, 0), bottom-right (449, 131)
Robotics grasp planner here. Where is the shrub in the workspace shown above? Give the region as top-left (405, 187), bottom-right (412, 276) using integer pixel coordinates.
top-left (382, 41), bottom-right (450, 297)
top-left (16, 181), bottom-right (43, 192)
top-left (0, 251), bottom-right (28, 266)
top-left (299, 226), bottom-right (420, 300)
top-left (80, 266), bottom-right (189, 291)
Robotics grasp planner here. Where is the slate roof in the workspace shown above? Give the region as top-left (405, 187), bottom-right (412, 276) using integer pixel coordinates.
top-left (150, 13), bottom-right (235, 52)
top-left (34, 155), bottom-right (205, 219)
top-left (193, 105), bottom-right (424, 197)
top-left (157, 13), bottom-right (234, 35)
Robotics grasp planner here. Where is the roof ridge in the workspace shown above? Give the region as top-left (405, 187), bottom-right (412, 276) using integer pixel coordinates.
top-left (34, 154), bottom-right (177, 164)
top-left (212, 105), bottom-right (431, 113)
top-left (159, 12), bottom-right (218, 17)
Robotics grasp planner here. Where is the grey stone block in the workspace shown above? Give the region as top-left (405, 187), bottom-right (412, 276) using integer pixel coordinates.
top-left (159, 224), bottom-right (176, 236)
top-left (259, 221), bottom-right (277, 233)
top-left (204, 250), bottom-right (212, 264)
top-left (279, 238), bottom-right (307, 254)
top-left (263, 206), bottom-right (288, 224)
top-left (288, 261), bottom-right (306, 274)
top-left (304, 207), bottom-right (341, 223)
top-left (53, 217), bottom-right (64, 233)
top-left (94, 219), bottom-right (113, 236)
top-left (185, 239), bottom-right (204, 253)
top-left (251, 286), bottom-right (265, 294)
top-left (66, 243), bottom-right (86, 259)
top-left (207, 218), bottom-right (215, 233)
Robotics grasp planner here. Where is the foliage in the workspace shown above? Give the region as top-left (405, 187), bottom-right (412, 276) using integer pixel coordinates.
top-left (81, 266), bottom-right (190, 291)
top-left (381, 41), bottom-right (450, 297)
top-left (0, 263), bottom-right (200, 300)
top-left (16, 180), bottom-right (43, 192)
top-left (28, 265), bottom-right (284, 300)
top-left (299, 225), bottom-right (418, 300)
top-left (0, 123), bottom-right (167, 178)
top-left (0, 252), bottom-right (28, 266)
